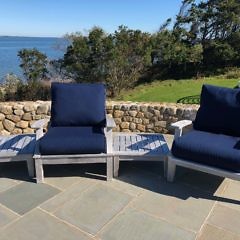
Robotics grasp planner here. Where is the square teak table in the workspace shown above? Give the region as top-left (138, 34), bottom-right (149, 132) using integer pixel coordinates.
top-left (112, 132), bottom-right (169, 177)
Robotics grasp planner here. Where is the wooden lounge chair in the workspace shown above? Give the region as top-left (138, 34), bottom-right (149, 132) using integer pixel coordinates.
top-left (32, 83), bottom-right (115, 183)
top-left (168, 84), bottom-right (240, 182)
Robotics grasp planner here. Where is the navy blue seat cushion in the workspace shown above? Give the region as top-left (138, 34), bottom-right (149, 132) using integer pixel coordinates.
top-left (39, 127), bottom-right (106, 155)
top-left (51, 83), bottom-right (106, 127)
top-left (193, 84), bottom-right (240, 136)
top-left (172, 130), bottom-right (240, 172)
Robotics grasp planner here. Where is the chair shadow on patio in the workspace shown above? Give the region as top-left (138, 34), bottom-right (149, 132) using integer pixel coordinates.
top-left (44, 163), bottom-right (108, 181)
top-left (0, 162), bottom-right (34, 182)
top-left (0, 161), bottom-right (107, 184)
top-left (116, 161), bottom-right (240, 206)
top-left (1, 160), bottom-right (240, 207)
top-left (117, 132), bottom-right (240, 207)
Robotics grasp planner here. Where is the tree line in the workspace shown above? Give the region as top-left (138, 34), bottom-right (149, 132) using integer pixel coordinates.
top-left (3, 0), bottom-right (240, 100)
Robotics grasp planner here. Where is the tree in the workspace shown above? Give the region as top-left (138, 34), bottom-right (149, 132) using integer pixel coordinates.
top-left (175, 0), bottom-right (240, 42)
top-left (55, 0), bottom-right (240, 91)
top-left (204, 41), bottom-right (236, 66)
top-left (62, 26), bottom-right (152, 96)
top-left (48, 59), bottom-right (70, 82)
top-left (63, 27), bottom-right (108, 83)
top-left (18, 48), bottom-right (49, 82)
top-left (150, 28), bottom-right (202, 77)
top-left (174, 0), bottom-right (240, 67)
top-left (15, 81), bottom-right (51, 101)
top-left (104, 26), bottom-right (152, 96)
top-left (2, 73), bottom-right (21, 101)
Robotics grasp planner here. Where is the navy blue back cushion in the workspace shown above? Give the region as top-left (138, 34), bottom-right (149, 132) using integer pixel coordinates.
top-left (193, 84), bottom-right (240, 136)
top-left (51, 83), bottom-right (106, 127)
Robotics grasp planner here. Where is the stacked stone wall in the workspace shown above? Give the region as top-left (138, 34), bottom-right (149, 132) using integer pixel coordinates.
top-left (0, 101), bottom-right (199, 135)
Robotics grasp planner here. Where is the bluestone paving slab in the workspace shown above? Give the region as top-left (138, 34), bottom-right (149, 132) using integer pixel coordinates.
top-left (54, 183), bottom-right (132, 235)
top-left (43, 165), bottom-right (83, 190)
top-left (132, 162), bottom-right (165, 177)
top-left (131, 181), bottom-right (215, 232)
top-left (0, 178), bottom-right (19, 193)
top-left (59, 163), bottom-right (107, 181)
top-left (0, 162), bottom-right (29, 181)
top-left (208, 204), bottom-right (240, 235)
top-left (45, 176), bottom-right (83, 190)
top-left (175, 169), bottom-right (226, 194)
top-left (43, 164), bottom-right (102, 190)
top-left (102, 179), bottom-right (143, 197)
top-left (0, 133), bottom-right (239, 240)
top-left (217, 180), bottom-right (240, 211)
top-left (197, 224), bottom-right (240, 240)
top-left (41, 179), bottom-right (96, 213)
top-left (116, 165), bottom-right (162, 193)
top-left (0, 209), bottom-right (92, 240)
top-left (99, 207), bottom-right (195, 240)
top-left (0, 205), bottom-right (19, 228)
top-left (0, 182), bottom-right (60, 215)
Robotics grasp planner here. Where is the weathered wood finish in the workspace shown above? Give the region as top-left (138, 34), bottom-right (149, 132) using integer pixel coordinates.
top-left (34, 131), bottom-right (169, 182)
top-left (34, 154), bottom-right (114, 183)
top-left (30, 118), bottom-right (50, 130)
top-left (112, 133), bottom-right (169, 177)
top-left (105, 116), bottom-right (116, 153)
top-left (33, 116), bottom-right (115, 183)
top-left (0, 131), bottom-right (169, 181)
top-left (113, 156), bottom-right (120, 177)
top-left (168, 154), bottom-right (240, 182)
top-left (31, 118), bottom-right (50, 141)
top-left (0, 134), bottom-right (36, 177)
top-left (113, 133), bottom-right (168, 157)
top-left (171, 120), bottom-right (193, 139)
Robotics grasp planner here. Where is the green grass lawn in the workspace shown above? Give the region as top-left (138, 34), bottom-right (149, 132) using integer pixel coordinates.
top-left (116, 78), bottom-right (239, 104)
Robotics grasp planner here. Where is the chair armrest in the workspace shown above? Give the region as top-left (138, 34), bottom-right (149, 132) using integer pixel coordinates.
top-left (106, 115), bottom-right (116, 129)
top-left (31, 118), bottom-right (50, 140)
top-left (105, 116), bottom-right (116, 153)
top-left (171, 120), bottom-right (193, 139)
top-left (31, 118), bottom-right (50, 129)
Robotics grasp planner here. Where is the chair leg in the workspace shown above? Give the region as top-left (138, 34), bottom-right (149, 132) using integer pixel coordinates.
top-left (163, 155), bottom-right (168, 178)
top-left (35, 159), bottom-right (44, 183)
top-left (167, 158), bottom-right (176, 182)
top-left (113, 156), bottom-right (120, 178)
top-left (26, 158), bottom-right (35, 178)
top-left (106, 157), bottom-right (113, 181)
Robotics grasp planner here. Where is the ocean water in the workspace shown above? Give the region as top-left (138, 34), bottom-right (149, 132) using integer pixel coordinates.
top-left (0, 36), bottom-right (69, 81)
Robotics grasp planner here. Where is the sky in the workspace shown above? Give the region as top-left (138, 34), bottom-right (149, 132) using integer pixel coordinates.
top-left (0, 0), bottom-right (183, 37)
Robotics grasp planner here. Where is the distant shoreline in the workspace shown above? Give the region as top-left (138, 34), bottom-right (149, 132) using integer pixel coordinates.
top-left (0, 36), bottom-right (68, 81)
top-left (0, 35), bottom-right (62, 39)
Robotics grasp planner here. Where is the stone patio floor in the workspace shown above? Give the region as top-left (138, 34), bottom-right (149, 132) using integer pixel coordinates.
top-left (0, 134), bottom-right (239, 239)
